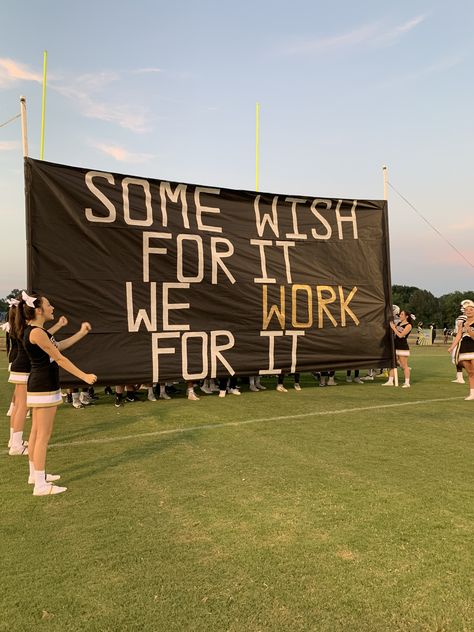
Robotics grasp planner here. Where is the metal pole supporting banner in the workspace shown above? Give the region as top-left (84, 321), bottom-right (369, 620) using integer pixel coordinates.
top-left (255, 102), bottom-right (260, 192)
top-left (20, 96), bottom-right (28, 158)
top-left (40, 50), bottom-right (47, 160)
top-left (383, 165), bottom-right (398, 386)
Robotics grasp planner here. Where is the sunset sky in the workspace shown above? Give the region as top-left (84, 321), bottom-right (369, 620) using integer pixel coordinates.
top-left (1, 0), bottom-right (473, 297)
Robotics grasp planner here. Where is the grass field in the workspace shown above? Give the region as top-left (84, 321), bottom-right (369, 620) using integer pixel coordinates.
top-left (1, 346), bottom-right (473, 632)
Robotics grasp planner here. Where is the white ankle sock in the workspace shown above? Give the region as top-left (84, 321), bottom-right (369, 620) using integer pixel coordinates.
top-left (9, 427), bottom-right (14, 442)
top-left (29, 461), bottom-right (35, 477)
top-left (35, 470), bottom-right (47, 488)
top-left (386, 378), bottom-right (394, 384)
top-left (11, 431), bottom-right (24, 448)
top-left (160, 385), bottom-right (166, 396)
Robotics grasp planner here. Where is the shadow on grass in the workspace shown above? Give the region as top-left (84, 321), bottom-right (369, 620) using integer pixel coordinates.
top-left (58, 430), bottom-right (199, 483)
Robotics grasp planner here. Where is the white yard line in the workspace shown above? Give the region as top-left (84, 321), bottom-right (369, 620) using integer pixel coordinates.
top-left (48, 397), bottom-right (463, 449)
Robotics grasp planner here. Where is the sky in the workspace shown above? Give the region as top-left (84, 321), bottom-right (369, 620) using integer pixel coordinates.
top-left (1, 0), bottom-right (473, 298)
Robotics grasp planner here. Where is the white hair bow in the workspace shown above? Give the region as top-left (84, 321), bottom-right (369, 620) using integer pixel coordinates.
top-left (411, 314), bottom-right (416, 321)
top-left (6, 298), bottom-right (20, 307)
top-left (21, 290), bottom-right (37, 308)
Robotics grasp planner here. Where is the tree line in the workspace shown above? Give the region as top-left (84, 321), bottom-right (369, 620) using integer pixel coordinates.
top-left (1, 286), bottom-right (473, 326)
top-left (391, 285), bottom-right (474, 327)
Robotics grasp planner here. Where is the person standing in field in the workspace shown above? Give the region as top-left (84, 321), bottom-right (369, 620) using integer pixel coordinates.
top-left (451, 307), bottom-right (467, 384)
top-left (17, 291), bottom-right (97, 496)
top-left (383, 310), bottom-right (413, 388)
top-left (448, 299), bottom-right (474, 401)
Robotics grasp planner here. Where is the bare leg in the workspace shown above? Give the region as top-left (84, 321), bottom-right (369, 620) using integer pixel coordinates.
top-left (11, 384), bottom-right (27, 432)
top-left (32, 407), bottom-right (57, 472)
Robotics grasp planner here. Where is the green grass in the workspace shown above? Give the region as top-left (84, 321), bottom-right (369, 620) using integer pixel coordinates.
top-left (1, 346), bottom-right (473, 632)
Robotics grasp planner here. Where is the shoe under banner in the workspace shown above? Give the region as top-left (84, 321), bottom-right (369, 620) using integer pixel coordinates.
top-left (24, 158), bottom-right (396, 385)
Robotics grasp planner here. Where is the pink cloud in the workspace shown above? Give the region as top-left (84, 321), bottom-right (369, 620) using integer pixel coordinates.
top-left (93, 142), bottom-right (154, 163)
top-left (0, 58), bottom-right (42, 87)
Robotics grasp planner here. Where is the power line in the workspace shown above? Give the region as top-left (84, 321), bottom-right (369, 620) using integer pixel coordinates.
top-left (0, 113), bottom-right (20, 129)
top-left (388, 181), bottom-right (474, 271)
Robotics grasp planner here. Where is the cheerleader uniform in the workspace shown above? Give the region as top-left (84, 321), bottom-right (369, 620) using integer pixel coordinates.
top-left (8, 334), bottom-right (30, 384)
top-left (458, 322), bottom-right (474, 362)
top-left (23, 325), bottom-right (62, 408)
top-left (394, 322), bottom-right (411, 357)
top-left (2, 323), bottom-right (18, 370)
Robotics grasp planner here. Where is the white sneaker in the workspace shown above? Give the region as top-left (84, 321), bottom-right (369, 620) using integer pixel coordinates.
top-left (159, 393), bottom-right (171, 400)
top-left (276, 384), bottom-right (287, 393)
top-left (200, 385), bottom-right (213, 394)
top-left (9, 442), bottom-right (29, 456)
top-left (361, 376), bottom-right (374, 381)
top-left (402, 383), bottom-right (411, 388)
top-left (6, 403), bottom-right (14, 416)
top-left (72, 400), bottom-right (84, 409)
top-left (327, 378), bottom-right (337, 386)
top-left (229, 388), bottom-right (241, 396)
top-left (187, 391), bottom-right (200, 401)
top-left (219, 390), bottom-right (226, 398)
top-left (382, 381), bottom-right (394, 387)
top-left (33, 484), bottom-right (67, 496)
top-left (353, 377), bottom-right (364, 384)
top-left (452, 378), bottom-right (465, 384)
top-left (249, 384), bottom-right (259, 392)
top-left (346, 377), bottom-right (352, 383)
top-left (79, 393), bottom-right (92, 406)
top-left (256, 382), bottom-right (266, 391)
top-left (465, 394), bottom-right (474, 401)
top-left (147, 393), bottom-right (157, 401)
top-left (294, 383), bottom-right (302, 391)
top-left (29, 473), bottom-right (61, 485)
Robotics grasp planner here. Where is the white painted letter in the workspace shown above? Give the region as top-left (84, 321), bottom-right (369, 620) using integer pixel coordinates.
top-left (122, 177), bottom-right (153, 226)
top-left (85, 171), bottom-right (116, 223)
top-left (194, 187), bottom-right (222, 233)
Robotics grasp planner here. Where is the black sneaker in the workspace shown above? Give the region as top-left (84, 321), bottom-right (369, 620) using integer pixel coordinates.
top-left (66, 393), bottom-right (73, 404)
top-left (125, 392), bottom-right (140, 402)
top-left (104, 386), bottom-right (114, 396)
top-left (114, 394), bottom-right (123, 408)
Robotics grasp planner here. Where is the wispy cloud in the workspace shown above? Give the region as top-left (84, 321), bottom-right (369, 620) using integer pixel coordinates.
top-left (0, 140), bottom-right (20, 151)
top-left (134, 67), bottom-right (161, 74)
top-left (378, 53), bottom-right (465, 89)
top-left (0, 58), bottom-right (42, 87)
top-left (54, 73), bottom-right (152, 133)
top-left (0, 59), bottom-right (152, 133)
top-left (283, 14), bottom-right (427, 56)
top-left (93, 142), bottom-right (154, 163)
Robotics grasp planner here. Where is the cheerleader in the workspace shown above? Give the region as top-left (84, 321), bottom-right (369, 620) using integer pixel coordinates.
top-left (451, 308), bottom-right (467, 384)
top-left (8, 295), bottom-right (68, 456)
top-left (448, 299), bottom-right (474, 401)
top-left (8, 296), bottom-right (31, 455)
top-left (17, 292), bottom-right (96, 496)
top-left (383, 310), bottom-right (413, 388)
top-left (4, 298), bottom-right (19, 445)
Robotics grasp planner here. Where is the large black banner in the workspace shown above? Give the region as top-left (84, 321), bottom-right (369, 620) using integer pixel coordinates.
top-left (25, 158), bottom-right (395, 385)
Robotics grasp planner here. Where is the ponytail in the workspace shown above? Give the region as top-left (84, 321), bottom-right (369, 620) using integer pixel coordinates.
top-left (8, 301), bottom-right (19, 339)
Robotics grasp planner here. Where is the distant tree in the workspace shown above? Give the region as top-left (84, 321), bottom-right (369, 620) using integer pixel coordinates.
top-left (391, 285), bottom-right (420, 310)
top-left (439, 290), bottom-right (474, 326)
top-left (406, 289), bottom-right (440, 325)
